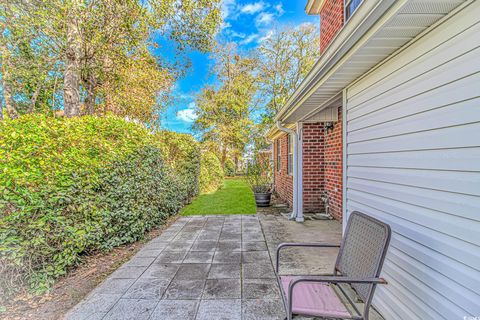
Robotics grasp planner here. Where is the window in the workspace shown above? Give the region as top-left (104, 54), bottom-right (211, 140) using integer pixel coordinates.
top-left (345, 0), bottom-right (362, 21)
top-left (287, 134), bottom-right (293, 175)
top-left (276, 139), bottom-right (281, 171)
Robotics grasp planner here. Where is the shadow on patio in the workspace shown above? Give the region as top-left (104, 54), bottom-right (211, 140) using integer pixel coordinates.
top-left (65, 212), bottom-right (383, 320)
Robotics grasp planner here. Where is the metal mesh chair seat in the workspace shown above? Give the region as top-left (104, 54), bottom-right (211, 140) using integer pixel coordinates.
top-left (280, 275), bottom-right (351, 318)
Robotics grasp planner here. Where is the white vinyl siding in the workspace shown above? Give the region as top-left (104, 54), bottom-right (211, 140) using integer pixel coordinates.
top-left (344, 2), bottom-right (480, 320)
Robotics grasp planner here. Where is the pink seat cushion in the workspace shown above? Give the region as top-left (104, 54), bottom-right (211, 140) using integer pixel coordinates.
top-left (280, 276), bottom-right (351, 318)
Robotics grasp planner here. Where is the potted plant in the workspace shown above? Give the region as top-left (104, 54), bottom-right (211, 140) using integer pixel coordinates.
top-left (244, 157), bottom-right (272, 207)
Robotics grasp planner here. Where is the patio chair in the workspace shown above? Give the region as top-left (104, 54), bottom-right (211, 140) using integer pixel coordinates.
top-left (276, 211), bottom-right (391, 320)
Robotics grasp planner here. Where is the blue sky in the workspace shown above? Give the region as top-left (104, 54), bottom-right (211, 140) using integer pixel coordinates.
top-left (159, 0), bottom-right (318, 134)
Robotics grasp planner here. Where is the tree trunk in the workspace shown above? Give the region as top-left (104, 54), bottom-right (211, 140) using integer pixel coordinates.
top-left (103, 52), bottom-right (115, 114)
top-left (63, 2), bottom-right (82, 118)
top-left (0, 39), bottom-right (18, 119)
top-left (84, 74), bottom-right (96, 115)
top-left (1, 65), bottom-right (18, 120)
top-left (221, 148), bottom-right (227, 169)
top-left (27, 81), bottom-right (43, 114)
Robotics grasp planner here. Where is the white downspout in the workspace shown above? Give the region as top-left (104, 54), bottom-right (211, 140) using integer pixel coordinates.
top-left (276, 121), bottom-right (304, 222)
top-left (296, 122), bottom-right (304, 222)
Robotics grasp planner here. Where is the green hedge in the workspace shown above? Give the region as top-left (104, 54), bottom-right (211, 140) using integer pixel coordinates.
top-left (157, 131), bottom-right (200, 200)
top-left (224, 158), bottom-right (236, 177)
top-left (0, 115), bottom-right (200, 296)
top-left (199, 151), bottom-right (224, 194)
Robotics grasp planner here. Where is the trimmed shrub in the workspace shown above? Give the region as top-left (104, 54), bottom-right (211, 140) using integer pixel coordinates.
top-left (224, 158), bottom-right (236, 177)
top-left (0, 115), bottom-right (200, 296)
top-left (199, 151), bottom-right (224, 194)
top-left (157, 130), bottom-right (200, 200)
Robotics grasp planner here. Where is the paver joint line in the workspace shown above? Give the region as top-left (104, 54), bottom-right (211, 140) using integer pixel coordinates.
top-left (66, 214), bottom-right (358, 320)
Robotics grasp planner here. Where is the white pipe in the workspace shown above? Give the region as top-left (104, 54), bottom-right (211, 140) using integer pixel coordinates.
top-left (276, 121), bottom-right (304, 222)
top-left (296, 122), bottom-right (304, 222)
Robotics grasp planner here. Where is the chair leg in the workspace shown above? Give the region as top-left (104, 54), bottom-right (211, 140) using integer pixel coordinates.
top-left (287, 304), bottom-right (293, 320)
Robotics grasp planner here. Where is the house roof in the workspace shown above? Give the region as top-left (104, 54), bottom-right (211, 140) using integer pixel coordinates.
top-left (268, 0), bottom-right (466, 140)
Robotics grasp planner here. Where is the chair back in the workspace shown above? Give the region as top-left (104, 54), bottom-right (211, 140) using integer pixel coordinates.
top-left (335, 211), bottom-right (391, 302)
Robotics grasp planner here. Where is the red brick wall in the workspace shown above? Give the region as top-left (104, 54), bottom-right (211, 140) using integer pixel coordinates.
top-left (273, 114), bottom-right (343, 221)
top-left (273, 133), bottom-right (293, 207)
top-left (273, 124), bottom-right (326, 213)
top-left (302, 123), bottom-right (325, 212)
top-left (324, 107), bottom-right (343, 220)
top-left (320, 0), bottom-right (344, 53)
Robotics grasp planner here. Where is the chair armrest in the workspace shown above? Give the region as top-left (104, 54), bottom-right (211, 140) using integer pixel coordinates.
top-left (275, 242), bottom-right (340, 273)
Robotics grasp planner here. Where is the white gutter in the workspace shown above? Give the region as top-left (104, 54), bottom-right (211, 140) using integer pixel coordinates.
top-left (274, 0), bottom-right (396, 123)
top-left (276, 121), bottom-right (304, 222)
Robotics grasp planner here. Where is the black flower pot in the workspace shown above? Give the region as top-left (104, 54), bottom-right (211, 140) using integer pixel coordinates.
top-left (254, 192), bottom-right (271, 207)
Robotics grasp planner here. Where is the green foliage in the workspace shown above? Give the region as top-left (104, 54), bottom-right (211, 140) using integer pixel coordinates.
top-left (199, 151), bottom-right (224, 194)
top-left (194, 43), bottom-right (256, 168)
top-left (243, 157), bottom-right (272, 193)
top-left (224, 158), bottom-right (236, 177)
top-left (157, 130), bottom-right (201, 199)
top-left (1, 0), bottom-right (222, 121)
top-left (0, 115), bottom-right (200, 296)
top-left (256, 24), bottom-right (320, 124)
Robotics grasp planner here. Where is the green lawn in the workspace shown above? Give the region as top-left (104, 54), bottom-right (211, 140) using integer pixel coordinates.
top-left (181, 178), bottom-right (256, 215)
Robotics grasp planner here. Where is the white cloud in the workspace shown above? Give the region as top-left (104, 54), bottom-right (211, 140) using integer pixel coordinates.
top-left (221, 21), bottom-right (232, 30)
top-left (176, 108), bottom-right (197, 123)
top-left (222, 0), bottom-right (237, 19)
top-left (225, 29), bottom-right (246, 39)
top-left (298, 22), bottom-right (317, 32)
top-left (256, 12), bottom-right (274, 26)
top-left (176, 102), bottom-right (198, 123)
top-left (240, 33), bottom-right (259, 45)
top-left (274, 3), bottom-right (285, 16)
top-left (240, 2), bottom-right (266, 15)
top-left (258, 29), bottom-right (274, 43)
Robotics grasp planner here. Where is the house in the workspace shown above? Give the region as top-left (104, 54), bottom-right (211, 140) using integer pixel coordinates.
top-left (267, 0), bottom-right (480, 318)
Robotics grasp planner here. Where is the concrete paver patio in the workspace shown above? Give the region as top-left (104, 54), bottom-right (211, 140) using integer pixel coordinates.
top-left (66, 213), bottom-right (382, 320)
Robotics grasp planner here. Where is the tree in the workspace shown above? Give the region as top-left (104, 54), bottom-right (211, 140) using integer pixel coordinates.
top-left (256, 23), bottom-right (319, 124)
top-left (195, 43), bottom-right (256, 168)
top-left (1, 1), bottom-right (67, 119)
top-left (0, 50), bottom-right (18, 120)
top-left (0, 0), bottom-right (222, 121)
top-left (100, 48), bottom-right (174, 124)
top-left (0, 7), bottom-right (18, 119)
top-left (76, 0), bottom-right (222, 119)
top-left (64, 0), bottom-right (82, 117)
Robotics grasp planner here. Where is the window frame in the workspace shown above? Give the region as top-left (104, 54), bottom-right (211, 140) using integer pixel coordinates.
top-left (276, 139), bottom-right (281, 172)
top-left (344, 0), bottom-right (363, 22)
top-left (287, 134), bottom-right (293, 176)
